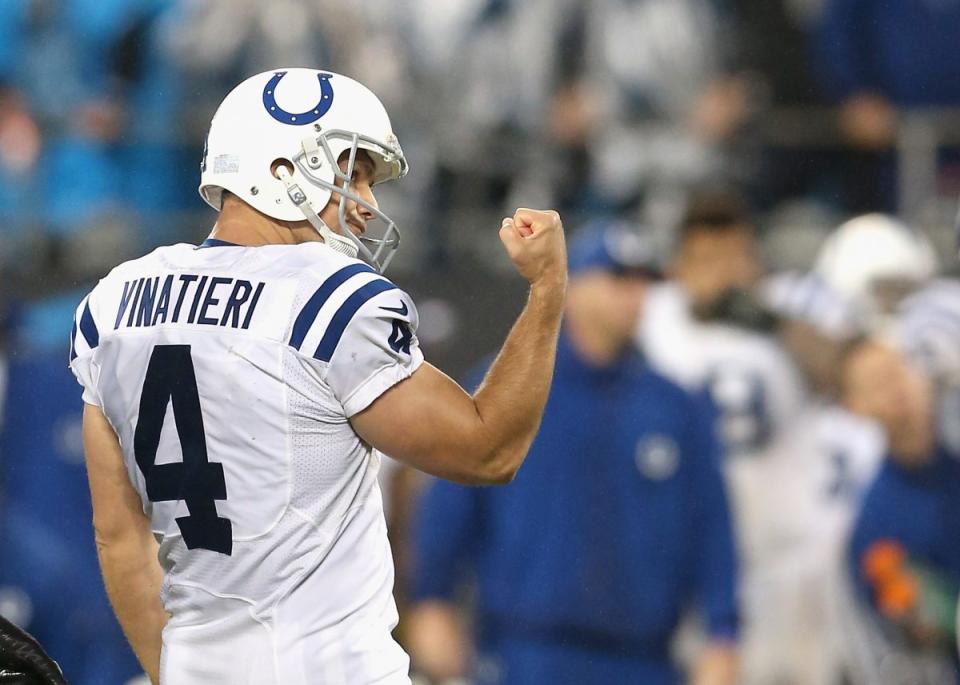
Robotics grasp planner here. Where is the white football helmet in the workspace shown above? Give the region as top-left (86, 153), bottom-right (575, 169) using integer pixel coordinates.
top-left (199, 68), bottom-right (408, 272)
top-left (813, 213), bottom-right (937, 325)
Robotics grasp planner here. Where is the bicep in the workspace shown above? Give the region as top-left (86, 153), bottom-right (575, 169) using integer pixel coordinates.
top-left (82, 404), bottom-right (152, 542)
top-left (350, 362), bottom-right (490, 483)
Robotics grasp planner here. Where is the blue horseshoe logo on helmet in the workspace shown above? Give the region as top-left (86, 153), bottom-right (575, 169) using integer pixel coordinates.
top-left (262, 71), bottom-right (334, 125)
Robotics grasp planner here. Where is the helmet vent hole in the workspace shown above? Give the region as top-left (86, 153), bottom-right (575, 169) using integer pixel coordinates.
top-left (271, 158), bottom-right (295, 179)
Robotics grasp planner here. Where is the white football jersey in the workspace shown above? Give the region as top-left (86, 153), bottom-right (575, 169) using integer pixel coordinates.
top-left (637, 283), bottom-right (808, 569)
top-left (70, 240), bottom-right (422, 685)
top-left (894, 278), bottom-right (960, 382)
top-left (637, 282), bottom-right (807, 455)
top-left (772, 403), bottom-right (885, 684)
top-left (638, 282), bottom-right (835, 684)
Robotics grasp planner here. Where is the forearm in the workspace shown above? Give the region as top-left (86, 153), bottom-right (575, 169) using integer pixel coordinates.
top-left (96, 534), bottom-right (167, 684)
top-left (471, 277), bottom-right (566, 478)
top-left (350, 209), bottom-right (567, 485)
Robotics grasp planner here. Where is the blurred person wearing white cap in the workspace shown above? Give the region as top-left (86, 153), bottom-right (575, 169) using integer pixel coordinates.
top-left (69, 69), bottom-right (568, 685)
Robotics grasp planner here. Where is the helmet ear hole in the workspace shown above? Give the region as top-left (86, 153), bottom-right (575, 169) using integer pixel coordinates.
top-left (271, 158), bottom-right (295, 179)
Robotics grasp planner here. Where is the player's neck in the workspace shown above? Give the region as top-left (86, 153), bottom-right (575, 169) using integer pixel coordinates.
top-left (564, 312), bottom-right (631, 367)
top-left (889, 425), bottom-right (935, 466)
top-left (210, 196), bottom-right (324, 247)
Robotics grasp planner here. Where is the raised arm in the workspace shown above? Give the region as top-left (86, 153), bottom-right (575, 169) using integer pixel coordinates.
top-left (351, 208), bottom-right (567, 485)
top-left (83, 403), bottom-right (167, 684)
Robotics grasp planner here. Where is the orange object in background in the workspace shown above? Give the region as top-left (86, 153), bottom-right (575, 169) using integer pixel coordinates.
top-left (863, 539), bottom-right (907, 584)
top-left (862, 540), bottom-right (918, 619)
top-left (877, 575), bottom-right (919, 619)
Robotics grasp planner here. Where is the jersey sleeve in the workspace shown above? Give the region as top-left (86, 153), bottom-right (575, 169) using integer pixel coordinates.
top-left (327, 285), bottom-right (423, 416)
top-left (290, 269), bottom-right (424, 417)
top-left (68, 291), bottom-right (102, 406)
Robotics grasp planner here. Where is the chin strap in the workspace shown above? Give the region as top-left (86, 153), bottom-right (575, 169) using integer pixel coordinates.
top-left (274, 166), bottom-right (358, 259)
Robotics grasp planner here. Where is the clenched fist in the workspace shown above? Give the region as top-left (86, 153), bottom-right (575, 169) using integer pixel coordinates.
top-left (499, 208), bottom-right (568, 292)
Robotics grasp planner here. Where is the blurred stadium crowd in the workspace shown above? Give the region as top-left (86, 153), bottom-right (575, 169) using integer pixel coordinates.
top-left (1, 0), bottom-right (960, 683)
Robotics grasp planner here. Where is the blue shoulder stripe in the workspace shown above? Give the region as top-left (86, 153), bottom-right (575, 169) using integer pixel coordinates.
top-left (314, 279), bottom-right (397, 362)
top-left (289, 263), bottom-right (376, 350)
top-left (79, 302), bottom-right (99, 349)
top-left (69, 319), bottom-right (78, 362)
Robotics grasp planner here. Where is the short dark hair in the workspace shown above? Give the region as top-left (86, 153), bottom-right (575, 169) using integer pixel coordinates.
top-left (677, 187), bottom-right (753, 243)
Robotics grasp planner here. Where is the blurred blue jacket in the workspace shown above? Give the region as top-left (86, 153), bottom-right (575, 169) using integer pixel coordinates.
top-left (412, 332), bottom-right (738, 681)
top-left (0, 292), bottom-right (142, 685)
top-left (816, 0), bottom-right (960, 105)
top-left (850, 446), bottom-right (960, 603)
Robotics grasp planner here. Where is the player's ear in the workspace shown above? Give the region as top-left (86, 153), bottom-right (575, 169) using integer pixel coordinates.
top-left (271, 158), bottom-right (295, 179)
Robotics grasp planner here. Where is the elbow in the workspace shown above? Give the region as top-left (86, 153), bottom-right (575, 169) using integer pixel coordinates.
top-left (472, 448), bottom-right (523, 485)
top-left (446, 460), bottom-right (518, 486)
top-left (479, 464), bottom-right (518, 486)
top-left (92, 514), bottom-right (148, 555)
top-left (93, 522), bottom-right (123, 556)
top-left (432, 426), bottom-right (533, 485)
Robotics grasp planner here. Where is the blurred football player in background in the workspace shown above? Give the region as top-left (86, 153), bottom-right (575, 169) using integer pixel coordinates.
top-left (762, 269), bottom-right (885, 683)
top-left (70, 69), bottom-right (568, 685)
top-left (635, 189), bottom-right (812, 684)
top-left (408, 223), bottom-right (738, 685)
top-left (810, 211), bottom-right (960, 487)
top-left (813, 213), bottom-right (938, 334)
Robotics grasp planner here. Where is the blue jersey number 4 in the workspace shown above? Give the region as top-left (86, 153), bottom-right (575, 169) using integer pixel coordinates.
top-left (134, 344), bottom-right (232, 555)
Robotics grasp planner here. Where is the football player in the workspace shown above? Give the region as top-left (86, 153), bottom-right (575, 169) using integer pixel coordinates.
top-left (763, 270), bottom-right (886, 684)
top-left (70, 69), bottom-right (567, 685)
top-left (813, 213), bottom-right (938, 335)
top-left (635, 190), bottom-right (830, 684)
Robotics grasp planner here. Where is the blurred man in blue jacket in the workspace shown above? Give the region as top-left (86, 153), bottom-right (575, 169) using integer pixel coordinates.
top-left (842, 341), bottom-right (960, 684)
top-left (817, 0), bottom-right (960, 112)
top-left (0, 293), bottom-right (143, 685)
top-left (815, 0), bottom-right (960, 211)
top-left (407, 223), bottom-right (739, 685)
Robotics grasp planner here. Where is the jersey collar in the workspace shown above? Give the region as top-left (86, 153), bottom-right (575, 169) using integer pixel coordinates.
top-left (198, 238), bottom-right (242, 248)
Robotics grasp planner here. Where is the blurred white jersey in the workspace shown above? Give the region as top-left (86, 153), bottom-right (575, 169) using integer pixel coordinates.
top-left (638, 282), bottom-right (807, 455)
top-left (70, 240), bottom-right (422, 685)
top-left (637, 283), bottom-right (807, 566)
top-left (893, 277), bottom-right (960, 455)
top-left (775, 404), bottom-right (885, 684)
top-left (894, 277), bottom-right (960, 382)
